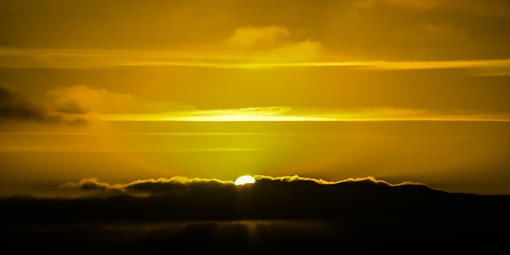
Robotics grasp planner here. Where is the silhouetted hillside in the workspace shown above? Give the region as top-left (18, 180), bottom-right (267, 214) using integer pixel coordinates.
top-left (2, 176), bottom-right (509, 253)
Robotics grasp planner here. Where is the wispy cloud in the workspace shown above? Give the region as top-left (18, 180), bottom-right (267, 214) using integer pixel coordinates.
top-left (47, 85), bottom-right (191, 114)
top-left (98, 106), bottom-right (510, 122)
top-left (1, 25), bottom-right (510, 73)
top-left (1, 47), bottom-right (510, 73)
top-left (4, 85), bottom-right (509, 123)
top-left (353, 0), bottom-right (510, 15)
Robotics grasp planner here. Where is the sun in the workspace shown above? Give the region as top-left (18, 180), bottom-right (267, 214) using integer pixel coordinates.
top-left (235, 175), bottom-right (256, 185)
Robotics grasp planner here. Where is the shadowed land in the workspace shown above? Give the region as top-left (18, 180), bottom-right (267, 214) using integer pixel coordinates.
top-left (1, 176), bottom-right (509, 253)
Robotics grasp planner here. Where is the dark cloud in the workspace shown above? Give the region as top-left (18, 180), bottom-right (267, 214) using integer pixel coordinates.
top-left (17, 175), bottom-right (509, 222)
top-left (2, 175), bottom-right (510, 253)
top-left (0, 86), bottom-right (86, 124)
top-left (59, 176), bottom-right (235, 196)
top-left (0, 87), bottom-right (51, 121)
top-left (58, 175), bottom-right (426, 197)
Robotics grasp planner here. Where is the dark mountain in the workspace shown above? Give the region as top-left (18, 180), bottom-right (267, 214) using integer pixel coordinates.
top-left (2, 177), bottom-right (509, 253)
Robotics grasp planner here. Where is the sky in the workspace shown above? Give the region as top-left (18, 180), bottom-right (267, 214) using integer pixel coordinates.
top-left (1, 0), bottom-right (510, 196)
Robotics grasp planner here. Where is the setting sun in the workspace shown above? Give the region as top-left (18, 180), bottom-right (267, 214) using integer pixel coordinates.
top-left (235, 176), bottom-right (256, 185)
top-left (2, 0), bottom-right (510, 253)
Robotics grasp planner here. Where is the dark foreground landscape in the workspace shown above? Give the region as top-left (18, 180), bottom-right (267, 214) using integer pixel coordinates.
top-left (2, 177), bottom-right (510, 254)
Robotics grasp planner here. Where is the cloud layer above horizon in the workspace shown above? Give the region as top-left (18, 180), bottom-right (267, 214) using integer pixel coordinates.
top-left (57, 175), bottom-right (426, 198)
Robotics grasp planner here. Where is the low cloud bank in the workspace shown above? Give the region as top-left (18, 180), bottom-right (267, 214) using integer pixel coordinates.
top-left (2, 174), bottom-right (509, 225)
top-left (59, 175), bottom-right (426, 197)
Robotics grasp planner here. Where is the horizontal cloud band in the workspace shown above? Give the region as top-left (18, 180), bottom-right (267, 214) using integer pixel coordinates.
top-left (59, 175), bottom-right (426, 197)
top-left (2, 48), bottom-right (510, 73)
top-left (4, 174), bottom-right (508, 223)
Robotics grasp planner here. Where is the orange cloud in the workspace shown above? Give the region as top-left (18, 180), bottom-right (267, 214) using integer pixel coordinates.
top-left (225, 26), bottom-right (292, 51)
top-left (224, 26), bottom-right (322, 62)
top-left (47, 85), bottom-right (192, 116)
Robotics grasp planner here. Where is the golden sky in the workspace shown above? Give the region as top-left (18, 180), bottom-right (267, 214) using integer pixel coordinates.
top-left (1, 0), bottom-right (510, 196)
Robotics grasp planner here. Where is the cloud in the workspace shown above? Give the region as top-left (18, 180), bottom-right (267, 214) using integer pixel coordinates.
top-left (0, 87), bottom-right (49, 121)
top-left (97, 105), bottom-right (510, 122)
top-left (0, 85), bottom-right (191, 124)
top-left (5, 174), bottom-right (509, 229)
top-left (254, 175), bottom-right (421, 186)
top-left (353, 0), bottom-right (510, 15)
top-left (2, 46), bottom-right (509, 73)
top-left (225, 26), bottom-right (292, 51)
top-left (59, 175), bottom-right (426, 197)
top-left (48, 86), bottom-right (129, 114)
top-left (0, 27), bottom-right (322, 69)
top-left (60, 176), bottom-right (234, 196)
top-left (223, 26), bottom-right (322, 62)
top-left (48, 85), bottom-right (142, 114)
top-left (4, 174), bottom-right (510, 253)
top-left (0, 85), bottom-right (169, 124)
top-left (46, 85), bottom-right (192, 118)
top-left (0, 87), bottom-right (85, 123)
top-left (1, 25), bottom-right (509, 73)
top-left (60, 178), bottom-right (122, 192)
top-left (3, 89), bottom-right (509, 123)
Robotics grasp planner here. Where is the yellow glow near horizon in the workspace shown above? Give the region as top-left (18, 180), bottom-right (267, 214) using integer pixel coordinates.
top-left (98, 106), bottom-right (335, 121)
top-left (96, 106), bottom-right (510, 122)
top-left (235, 176), bottom-right (256, 185)
top-left (170, 115), bottom-right (331, 121)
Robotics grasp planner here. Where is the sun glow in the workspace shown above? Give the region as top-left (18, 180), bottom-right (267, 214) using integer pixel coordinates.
top-left (235, 175), bottom-right (256, 185)
top-left (96, 106), bottom-right (510, 122)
